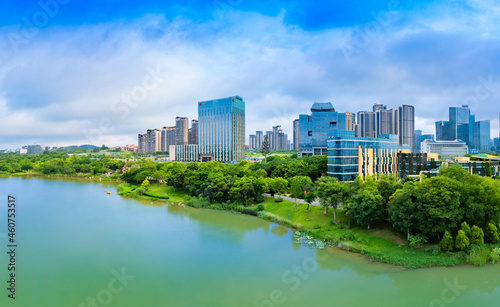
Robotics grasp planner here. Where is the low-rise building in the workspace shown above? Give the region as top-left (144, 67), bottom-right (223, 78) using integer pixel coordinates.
top-left (327, 131), bottom-right (410, 181)
top-left (421, 139), bottom-right (468, 160)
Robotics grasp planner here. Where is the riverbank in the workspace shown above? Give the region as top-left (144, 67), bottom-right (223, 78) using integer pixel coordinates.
top-left (116, 182), bottom-right (500, 269)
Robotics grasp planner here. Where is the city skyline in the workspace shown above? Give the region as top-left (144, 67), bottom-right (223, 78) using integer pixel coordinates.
top-left (1, 1), bottom-right (500, 149)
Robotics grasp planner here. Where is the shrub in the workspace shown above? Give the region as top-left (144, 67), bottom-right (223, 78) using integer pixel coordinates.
top-left (490, 248), bottom-right (500, 264)
top-left (440, 231), bottom-right (454, 251)
top-left (340, 230), bottom-right (355, 241)
top-left (425, 245), bottom-right (441, 256)
top-left (486, 223), bottom-right (500, 243)
top-left (409, 234), bottom-right (428, 249)
top-left (338, 223), bottom-right (344, 229)
top-left (141, 179), bottom-right (150, 191)
top-left (455, 230), bottom-right (470, 251)
top-left (467, 245), bottom-right (490, 266)
top-left (274, 197), bottom-right (283, 203)
top-left (470, 225), bottom-right (484, 245)
top-left (256, 204), bottom-right (265, 212)
top-left (135, 187), bottom-right (146, 195)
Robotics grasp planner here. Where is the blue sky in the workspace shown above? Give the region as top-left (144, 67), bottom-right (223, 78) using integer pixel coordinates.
top-left (1, 0), bottom-right (500, 148)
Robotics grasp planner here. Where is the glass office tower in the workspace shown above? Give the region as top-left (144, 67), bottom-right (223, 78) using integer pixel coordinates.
top-left (299, 102), bottom-right (350, 155)
top-left (198, 96), bottom-right (245, 163)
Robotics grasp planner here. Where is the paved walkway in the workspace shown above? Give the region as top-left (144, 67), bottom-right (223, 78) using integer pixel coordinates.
top-left (262, 193), bottom-right (322, 207)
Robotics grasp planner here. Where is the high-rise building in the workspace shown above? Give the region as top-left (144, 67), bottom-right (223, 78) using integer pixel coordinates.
top-left (357, 111), bottom-right (376, 138)
top-left (147, 129), bottom-right (162, 153)
top-left (198, 96), bottom-right (245, 163)
top-left (373, 104), bottom-right (387, 112)
top-left (161, 126), bottom-right (176, 152)
top-left (344, 112), bottom-right (354, 131)
top-left (298, 102), bottom-right (351, 155)
top-left (175, 116), bottom-right (189, 145)
top-left (293, 119), bottom-right (300, 151)
top-left (435, 105), bottom-right (490, 152)
top-left (398, 105), bottom-right (415, 151)
top-left (255, 131), bottom-right (263, 150)
top-left (249, 134), bottom-right (257, 150)
top-left (138, 134), bottom-right (147, 153)
top-left (474, 120), bottom-right (490, 152)
top-left (189, 120), bottom-right (198, 145)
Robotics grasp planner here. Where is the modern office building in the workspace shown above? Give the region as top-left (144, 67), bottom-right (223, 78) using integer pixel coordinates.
top-left (198, 96), bottom-right (245, 163)
top-left (161, 126), bottom-right (176, 152)
top-left (474, 120), bottom-right (490, 152)
top-left (413, 130), bottom-right (435, 153)
top-left (298, 102), bottom-right (351, 155)
top-left (169, 144), bottom-right (200, 162)
top-left (255, 131), bottom-right (263, 150)
top-left (421, 139), bottom-right (468, 160)
top-left (269, 125), bottom-right (288, 150)
top-left (435, 121), bottom-right (451, 141)
top-left (326, 130), bottom-right (410, 181)
top-left (175, 116), bottom-right (189, 145)
top-left (434, 105), bottom-right (491, 152)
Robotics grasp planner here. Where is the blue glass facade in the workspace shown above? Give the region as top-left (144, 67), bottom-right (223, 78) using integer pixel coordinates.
top-left (299, 102), bottom-right (349, 154)
top-left (327, 131), bottom-right (410, 181)
top-left (474, 120), bottom-right (490, 152)
top-left (198, 96), bottom-right (245, 163)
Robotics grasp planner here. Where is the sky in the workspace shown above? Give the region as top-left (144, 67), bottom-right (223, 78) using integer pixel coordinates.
top-left (0, 0), bottom-right (500, 149)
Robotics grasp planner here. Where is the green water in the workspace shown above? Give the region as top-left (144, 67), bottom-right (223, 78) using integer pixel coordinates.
top-left (1, 177), bottom-right (500, 307)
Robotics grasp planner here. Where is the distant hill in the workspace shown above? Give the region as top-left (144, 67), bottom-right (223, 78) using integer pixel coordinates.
top-left (62, 145), bottom-right (100, 150)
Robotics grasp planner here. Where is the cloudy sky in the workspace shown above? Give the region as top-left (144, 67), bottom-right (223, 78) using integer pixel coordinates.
top-left (0, 0), bottom-right (499, 149)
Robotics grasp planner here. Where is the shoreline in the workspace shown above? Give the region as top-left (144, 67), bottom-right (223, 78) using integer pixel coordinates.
top-left (2, 173), bottom-right (497, 269)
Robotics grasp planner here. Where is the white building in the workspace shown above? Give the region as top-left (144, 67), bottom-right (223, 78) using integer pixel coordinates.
top-left (421, 139), bottom-right (468, 160)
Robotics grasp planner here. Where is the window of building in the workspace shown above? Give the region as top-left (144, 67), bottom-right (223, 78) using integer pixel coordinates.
top-left (308, 131), bottom-right (312, 136)
top-left (329, 121), bottom-right (337, 127)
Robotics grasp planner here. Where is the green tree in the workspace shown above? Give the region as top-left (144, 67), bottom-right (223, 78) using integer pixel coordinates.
top-left (455, 230), bottom-right (470, 251)
top-left (388, 182), bottom-right (423, 241)
top-left (261, 135), bottom-right (270, 163)
top-left (255, 169), bottom-right (267, 178)
top-left (267, 177), bottom-right (288, 197)
top-left (461, 221), bottom-right (471, 238)
top-left (304, 191), bottom-right (316, 213)
top-left (141, 179), bottom-right (150, 191)
top-left (414, 176), bottom-right (463, 239)
top-left (470, 225), bottom-right (484, 245)
top-left (486, 223), bottom-right (500, 243)
top-left (440, 231), bottom-right (454, 251)
top-left (290, 181), bottom-right (303, 211)
top-left (316, 176), bottom-right (347, 223)
top-left (349, 187), bottom-right (384, 229)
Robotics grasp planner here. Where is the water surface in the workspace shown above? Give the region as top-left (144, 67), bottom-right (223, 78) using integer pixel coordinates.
top-left (1, 177), bottom-right (499, 306)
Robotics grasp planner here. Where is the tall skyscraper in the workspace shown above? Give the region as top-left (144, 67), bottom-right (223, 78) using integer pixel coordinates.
top-left (474, 120), bottom-right (490, 152)
top-left (293, 119), bottom-right (300, 151)
top-left (435, 105), bottom-right (490, 152)
top-left (175, 116), bottom-right (189, 145)
top-left (198, 96), bottom-right (245, 163)
top-left (249, 134), bottom-right (257, 149)
top-left (398, 105), bottom-right (415, 151)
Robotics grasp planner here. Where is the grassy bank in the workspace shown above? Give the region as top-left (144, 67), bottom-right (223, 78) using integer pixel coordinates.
top-left (116, 182), bottom-right (499, 268)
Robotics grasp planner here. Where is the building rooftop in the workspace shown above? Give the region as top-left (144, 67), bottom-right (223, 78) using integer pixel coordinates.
top-left (311, 102), bottom-right (335, 112)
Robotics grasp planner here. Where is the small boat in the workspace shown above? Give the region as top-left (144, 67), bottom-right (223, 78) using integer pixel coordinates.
top-left (105, 190), bottom-right (111, 194)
